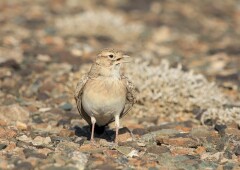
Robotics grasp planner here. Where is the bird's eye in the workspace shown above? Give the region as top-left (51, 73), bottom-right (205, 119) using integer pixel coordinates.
top-left (109, 54), bottom-right (114, 58)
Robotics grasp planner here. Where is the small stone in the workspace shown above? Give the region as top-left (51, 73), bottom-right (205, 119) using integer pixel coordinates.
top-left (99, 139), bottom-right (110, 147)
top-left (171, 147), bottom-right (194, 156)
top-left (60, 103), bottom-right (72, 111)
top-left (114, 146), bottom-right (132, 156)
top-left (44, 166), bottom-right (78, 170)
top-left (195, 146), bottom-right (206, 155)
top-left (114, 146), bottom-right (136, 156)
top-left (38, 148), bottom-right (52, 156)
top-left (68, 151), bottom-right (89, 169)
top-left (51, 136), bottom-right (68, 143)
top-left (142, 129), bottom-right (179, 142)
top-left (36, 92), bottom-right (49, 100)
top-left (74, 137), bottom-right (85, 146)
top-left (137, 142), bottom-right (146, 147)
top-left (190, 127), bottom-right (212, 138)
top-left (32, 136), bottom-right (51, 146)
top-left (127, 149), bottom-right (139, 158)
top-left (225, 128), bottom-right (240, 139)
top-left (198, 160), bottom-right (218, 169)
top-left (214, 124), bottom-right (226, 135)
top-left (57, 119), bottom-right (71, 127)
top-left (16, 141), bottom-right (29, 148)
top-left (203, 142), bottom-right (216, 152)
top-left (0, 104), bottom-right (30, 123)
top-left (173, 133), bottom-right (190, 138)
top-left (17, 135), bottom-right (32, 143)
top-left (116, 156), bottom-right (129, 164)
top-left (118, 141), bottom-right (144, 151)
top-left (118, 129), bottom-right (132, 142)
top-left (37, 54), bottom-right (51, 62)
top-left (234, 145), bottom-right (240, 156)
top-left (132, 128), bottom-right (148, 136)
top-left (0, 120), bottom-right (7, 126)
top-left (16, 121), bottom-right (28, 130)
top-left (223, 163), bottom-right (235, 170)
top-left (0, 159), bottom-right (8, 169)
top-left (174, 126), bottom-right (191, 133)
top-left (32, 114), bottom-right (44, 123)
top-left (216, 136), bottom-right (228, 151)
top-left (0, 127), bottom-right (17, 139)
top-left (147, 145), bottom-right (170, 154)
top-left (0, 143), bottom-right (7, 150)
top-left (5, 142), bottom-right (16, 151)
top-left (79, 143), bottom-right (104, 153)
top-left (13, 161), bottom-right (33, 170)
top-left (0, 67), bottom-right (12, 78)
top-left (223, 150), bottom-right (232, 159)
top-left (105, 150), bottom-right (118, 158)
top-left (59, 129), bottom-right (75, 137)
top-left (23, 148), bottom-right (47, 159)
top-left (92, 164), bottom-right (115, 170)
top-left (39, 107), bottom-right (51, 112)
top-left (56, 141), bottom-right (79, 153)
top-left (157, 137), bottom-right (199, 148)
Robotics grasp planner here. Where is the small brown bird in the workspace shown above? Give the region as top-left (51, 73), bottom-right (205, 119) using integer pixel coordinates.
top-left (74, 49), bottom-right (136, 143)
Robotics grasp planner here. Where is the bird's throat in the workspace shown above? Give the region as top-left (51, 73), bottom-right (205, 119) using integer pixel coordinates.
top-left (99, 66), bottom-right (121, 78)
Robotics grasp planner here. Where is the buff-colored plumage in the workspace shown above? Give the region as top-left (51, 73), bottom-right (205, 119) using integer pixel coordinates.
top-left (74, 50), bottom-right (136, 143)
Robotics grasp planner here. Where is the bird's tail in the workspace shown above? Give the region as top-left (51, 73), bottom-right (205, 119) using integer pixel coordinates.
top-left (91, 124), bottom-right (106, 135)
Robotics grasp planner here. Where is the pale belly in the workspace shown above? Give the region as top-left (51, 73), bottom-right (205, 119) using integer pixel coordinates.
top-left (82, 78), bottom-right (126, 125)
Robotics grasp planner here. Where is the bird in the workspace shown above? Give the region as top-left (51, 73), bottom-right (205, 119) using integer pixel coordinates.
top-left (74, 49), bottom-right (136, 143)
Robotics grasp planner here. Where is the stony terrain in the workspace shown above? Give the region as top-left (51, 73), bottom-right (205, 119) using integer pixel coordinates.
top-left (0, 0), bottom-right (240, 169)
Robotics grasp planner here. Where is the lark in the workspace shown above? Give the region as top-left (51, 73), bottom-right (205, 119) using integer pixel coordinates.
top-left (74, 49), bottom-right (136, 143)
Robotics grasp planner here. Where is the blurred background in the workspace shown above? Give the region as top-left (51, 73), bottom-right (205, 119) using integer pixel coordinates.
top-left (1, 0), bottom-right (239, 85)
top-left (0, 0), bottom-right (240, 169)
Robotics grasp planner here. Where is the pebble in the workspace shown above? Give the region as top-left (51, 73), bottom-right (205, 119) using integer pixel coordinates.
top-left (59, 129), bottom-right (75, 137)
top-left (16, 121), bottom-right (28, 130)
top-left (16, 135), bottom-right (32, 143)
top-left (0, 127), bottom-right (17, 139)
top-left (13, 161), bottom-right (33, 170)
top-left (32, 136), bottom-right (51, 146)
top-left (234, 145), bottom-right (240, 156)
top-left (190, 127), bottom-right (211, 138)
top-left (157, 137), bottom-right (199, 148)
top-left (0, 104), bottom-right (30, 123)
top-left (214, 124), bottom-right (227, 133)
top-left (0, 143), bottom-right (7, 150)
top-left (142, 129), bottom-right (179, 142)
top-left (132, 128), bottom-right (148, 136)
top-left (23, 148), bottom-right (47, 159)
top-left (68, 151), bottom-right (89, 169)
top-left (60, 103), bottom-right (72, 111)
top-left (146, 145), bottom-right (170, 155)
top-left (195, 146), bottom-right (206, 155)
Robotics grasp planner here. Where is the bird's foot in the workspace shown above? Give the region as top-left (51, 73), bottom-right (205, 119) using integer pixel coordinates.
top-left (90, 139), bottom-right (96, 145)
top-left (90, 139), bottom-right (100, 147)
top-left (114, 137), bottom-right (118, 145)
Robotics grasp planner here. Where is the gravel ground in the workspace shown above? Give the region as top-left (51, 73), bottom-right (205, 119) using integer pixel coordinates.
top-left (0, 0), bottom-right (240, 169)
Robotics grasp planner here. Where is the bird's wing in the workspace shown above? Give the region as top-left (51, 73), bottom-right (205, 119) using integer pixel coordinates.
top-left (120, 75), bottom-right (136, 118)
top-left (74, 74), bottom-right (91, 125)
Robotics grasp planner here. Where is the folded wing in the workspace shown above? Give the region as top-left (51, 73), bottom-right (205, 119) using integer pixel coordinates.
top-left (74, 74), bottom-right (91, 125)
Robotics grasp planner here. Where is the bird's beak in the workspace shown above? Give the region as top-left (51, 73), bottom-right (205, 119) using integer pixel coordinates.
top-left (121, 55), bottom-right (131, 63)
top-left (115, 55), bottom-right (131, 65)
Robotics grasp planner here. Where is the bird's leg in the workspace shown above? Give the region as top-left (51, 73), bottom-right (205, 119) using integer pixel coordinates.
top-left (90, 116), bottom-right (96, 143)
top-left (115, 115), bottom-right (120, 144)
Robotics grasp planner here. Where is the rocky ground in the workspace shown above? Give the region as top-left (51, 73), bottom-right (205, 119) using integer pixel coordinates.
top-left (0, 0), bottom-right (240, 169)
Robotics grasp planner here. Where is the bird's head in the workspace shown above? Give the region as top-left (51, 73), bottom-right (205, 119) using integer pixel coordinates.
top-left (96, 50), bottom-right (130, 67)
top-left (91, 50), bottom-right (130, 78)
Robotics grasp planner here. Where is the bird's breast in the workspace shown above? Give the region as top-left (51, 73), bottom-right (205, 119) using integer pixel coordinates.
top-left (82, 77), bottom-right (126, 118)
